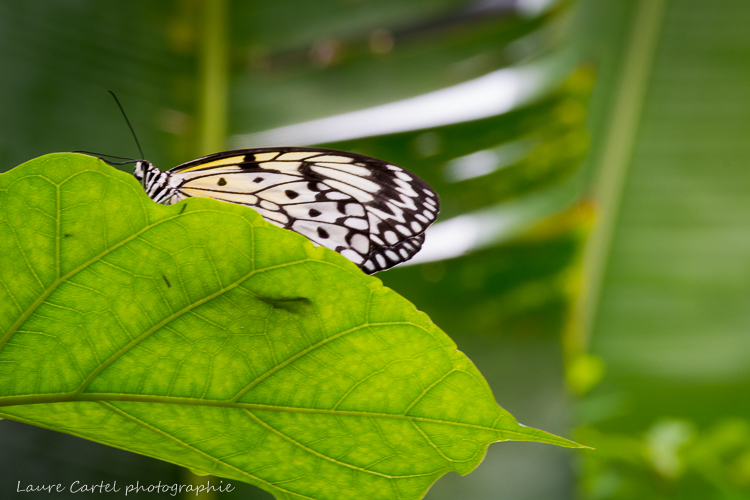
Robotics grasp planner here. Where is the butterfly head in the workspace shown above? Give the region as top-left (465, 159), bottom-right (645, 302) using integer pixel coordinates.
top-left (132, 160), bottom-right (146, 181)
top-left (132, 161), bottom-right (176, 204)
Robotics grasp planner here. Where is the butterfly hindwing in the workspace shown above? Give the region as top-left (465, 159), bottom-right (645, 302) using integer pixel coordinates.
top-left (135, 147), bottom-right (439, 273)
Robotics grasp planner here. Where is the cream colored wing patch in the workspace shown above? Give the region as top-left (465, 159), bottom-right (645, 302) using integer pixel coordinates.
top-left (180, 172), bottom-right (304, 193)
top-left (174, 156), bottom-right (246, 173)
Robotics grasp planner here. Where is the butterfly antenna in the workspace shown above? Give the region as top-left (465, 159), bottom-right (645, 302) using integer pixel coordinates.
top-left (108, 90), bottom-right (145, 160)
top-left (72, 151), bottom-right (139, 165)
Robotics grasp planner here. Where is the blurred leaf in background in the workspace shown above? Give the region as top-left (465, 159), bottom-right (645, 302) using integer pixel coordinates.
top-left (573, 0), bottom-right (750, 498)
top-left (0, 0), bottom-right (600, 499)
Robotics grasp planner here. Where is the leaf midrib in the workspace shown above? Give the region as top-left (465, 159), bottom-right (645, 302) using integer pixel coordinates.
top-left (0, 391), bottom-right (561, 443)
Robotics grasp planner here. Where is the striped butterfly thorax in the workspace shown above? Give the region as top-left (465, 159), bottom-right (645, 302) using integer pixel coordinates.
top-left (133, 147), bottom-right (439, 274)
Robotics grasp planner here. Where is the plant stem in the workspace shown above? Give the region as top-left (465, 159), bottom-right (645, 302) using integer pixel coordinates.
top-left (198, 0), bottom-right (228, 156)
top-left (566, 0), bottom-right (669, 364)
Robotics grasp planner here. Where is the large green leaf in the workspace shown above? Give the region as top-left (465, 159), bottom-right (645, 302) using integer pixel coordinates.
top-left (0, 153), bottom-right (580, 500)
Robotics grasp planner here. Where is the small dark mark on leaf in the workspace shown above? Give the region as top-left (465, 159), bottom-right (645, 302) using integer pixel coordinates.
top-left (179, 205), bottom-right (187, 214)
top-left (63, 233), bottom-right (71, 238)
top-left (162, 275), bottom-right (171, 288)
top-left (257, 296), bottom-right (311, 315)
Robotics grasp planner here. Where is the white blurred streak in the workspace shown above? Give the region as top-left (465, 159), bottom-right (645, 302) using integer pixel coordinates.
top-left (443, 137), bottom-right (538, 182)
top-left (410, 215), bottom-right (484, 263)
top-left (405, 181), bottom-right (576, 266)
top-left (230, 65), bottom-right (547, 148)
top-left (445, 150), bottom-right (501, 182)
top-left (515, 0), bottom-right (560, 17)
top-left (407, 207), bottom-right (527, 265)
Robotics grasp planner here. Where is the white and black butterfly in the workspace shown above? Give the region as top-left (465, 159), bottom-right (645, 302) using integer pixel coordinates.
top-left (131, 147), bottom-right (439, 274)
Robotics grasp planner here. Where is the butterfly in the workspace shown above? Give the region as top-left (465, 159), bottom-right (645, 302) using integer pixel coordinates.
top-left (131, 147), bottom-right (440, 274)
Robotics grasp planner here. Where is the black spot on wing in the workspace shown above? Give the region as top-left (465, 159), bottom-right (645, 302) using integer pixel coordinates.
top-left (240, 160), bottom-right (261, 170)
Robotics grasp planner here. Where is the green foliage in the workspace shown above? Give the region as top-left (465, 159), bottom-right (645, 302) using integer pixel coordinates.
top-left (232, 5), bottom-right (563, 131)
top-left (578, 418), bottom-right (750, 499)
top-left (574, 0), bottom-right (750, 498)
top-left (0, 154), bottom-right (581, 500)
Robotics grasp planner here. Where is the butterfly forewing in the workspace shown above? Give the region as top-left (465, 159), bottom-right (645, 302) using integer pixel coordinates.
top-left (141, 147), bottom-right (439, 273)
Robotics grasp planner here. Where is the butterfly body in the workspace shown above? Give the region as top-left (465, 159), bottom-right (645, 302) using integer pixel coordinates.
top-left (133, 147), bottom-right (439, 274)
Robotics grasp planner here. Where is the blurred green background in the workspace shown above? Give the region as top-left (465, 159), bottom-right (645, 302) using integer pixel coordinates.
top-left (1, 0), bottom-right (748, 499)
